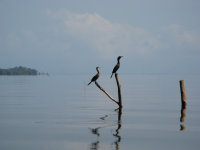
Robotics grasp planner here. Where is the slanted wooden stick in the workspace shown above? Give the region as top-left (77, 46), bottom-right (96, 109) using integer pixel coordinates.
top-left (95, 81), bottom-right (118, 104)
top-left (94, 73), bottom-right (122, 107)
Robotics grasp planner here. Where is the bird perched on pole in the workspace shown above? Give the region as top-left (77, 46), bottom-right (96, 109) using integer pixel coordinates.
top-left (110, 56), bottom-right (123, 78)
top-left (88, 67), bottom-right (100, 85)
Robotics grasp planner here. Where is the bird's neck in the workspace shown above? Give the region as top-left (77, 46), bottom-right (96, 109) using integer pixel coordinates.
top-left (117, 59), bottom-right (120, 64)
top-left (96, 69), bottom-right (100, 74)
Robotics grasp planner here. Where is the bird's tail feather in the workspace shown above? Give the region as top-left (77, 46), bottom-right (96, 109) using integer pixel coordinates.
top-left (88, 81), bottom-right (92, 85)
top-left (110, 73), bottom-right (113, 78)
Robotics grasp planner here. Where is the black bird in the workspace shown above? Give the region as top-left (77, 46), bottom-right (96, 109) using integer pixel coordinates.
top-left (110, 56), bottom-right (123, 78)
top-left (88, 67), bottom-right (100, 85)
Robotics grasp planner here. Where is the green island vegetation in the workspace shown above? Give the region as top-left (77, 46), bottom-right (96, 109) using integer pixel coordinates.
top-left (0, 66), bottom-right (38, 75)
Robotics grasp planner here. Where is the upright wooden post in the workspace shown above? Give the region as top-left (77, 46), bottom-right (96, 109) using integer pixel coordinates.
top-left (94, 74), bottom-right (122, 108)
top-left (180, 106), bottom-right (186, 122)
top-left (179, 80), bottom-right (187, 131)
top-left (180, 80), bottom-right (187, 108)
top-left (95, 81), bottom-right (119, 104)
top-left (115, 73), bottom-right (122, 108)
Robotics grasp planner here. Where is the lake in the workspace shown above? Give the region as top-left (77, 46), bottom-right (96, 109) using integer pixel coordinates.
top-left (0, 74), bottom-right (200, 150)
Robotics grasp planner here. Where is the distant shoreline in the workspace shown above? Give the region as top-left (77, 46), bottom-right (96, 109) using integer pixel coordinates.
top-left (0, 66), bottom-right (38, 75)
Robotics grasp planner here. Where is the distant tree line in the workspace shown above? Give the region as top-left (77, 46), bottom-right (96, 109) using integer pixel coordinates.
top-left (0, 66), bottom-right (38, 75)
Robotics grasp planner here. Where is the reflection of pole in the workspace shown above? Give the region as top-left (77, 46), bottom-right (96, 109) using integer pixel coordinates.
top-left (89, 127), bottom-right (100, 150)
top-left (115, 108), bottom-right (122, 135)
top-left (89, 108), bottom-right (123, 150)
top-left (180, 80), bottom-right (187, 108)
top-left (180, 124), bottom-right (186, 131)
top-left (113, 107), bottom-right (122, 150)
top-left (90, 141), bottom-right (99, 150)
top-left (180, 106), bottom-right (186, 131)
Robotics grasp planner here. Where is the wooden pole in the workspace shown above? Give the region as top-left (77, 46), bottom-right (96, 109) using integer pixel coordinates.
top-left (179, 80), bottom-right (187, 131)
top-left (180, 80), bottom-right (187, 108)
top-left (94, 74), bottom-right (122, 108)
top-left (95, 81), bottom-right (119, 104)
top-left (180, 106), bottom-right (186, 122)
top-left (115, 73), bottom-right (122, 107)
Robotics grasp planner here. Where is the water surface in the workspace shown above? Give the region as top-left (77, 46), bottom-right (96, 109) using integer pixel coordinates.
top-left (0, 74), bottom-right (200, 150)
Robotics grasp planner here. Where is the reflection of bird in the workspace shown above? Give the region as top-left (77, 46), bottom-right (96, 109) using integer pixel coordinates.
top-left (90, 141), bottom-right (99, 150)
top-left (100, 114), bottom-right (109, 120)
top-left (88, 67), bottom-right (100, 85)
top-left (110, 56), bottom-right (123, 78)
top-left (89, 127), bottom-right (101, 136)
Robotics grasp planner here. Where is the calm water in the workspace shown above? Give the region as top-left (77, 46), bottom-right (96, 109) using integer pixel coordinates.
top-left (0, 74), bottom-right (200, 150)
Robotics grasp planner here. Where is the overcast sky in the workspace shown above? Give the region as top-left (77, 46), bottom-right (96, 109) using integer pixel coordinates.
top-left (0, 0), bottom-right (200, 74)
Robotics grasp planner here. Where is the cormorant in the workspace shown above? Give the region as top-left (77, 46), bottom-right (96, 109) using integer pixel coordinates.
top-left (110, 56), bottom-right (123, 78)
top-left (88, 67), bottom-right (100, 85)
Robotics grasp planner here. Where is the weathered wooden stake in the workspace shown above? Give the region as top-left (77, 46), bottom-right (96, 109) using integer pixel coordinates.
top-left (180, 80), bottom-right (187, 108)
top-left (115, 73), bottom-right (122, 107)
top-left (94, 73), bottom-right (122, 108)
top-left (95, 81), bottom-right (118, 104)
top-left (179, 80), bottom-right (187, 131)
top-left (180, 106), bottom-right (186, 122)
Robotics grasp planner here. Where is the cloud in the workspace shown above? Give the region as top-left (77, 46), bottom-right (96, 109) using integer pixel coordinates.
top-left (47, 10), bottom-right (200, 59)
top-left (49, 10), bottom-right (161, 58)
top-left (162, 24), bottom-right (200, 49)
top-left (4, 10), bottom-right (197, 61)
